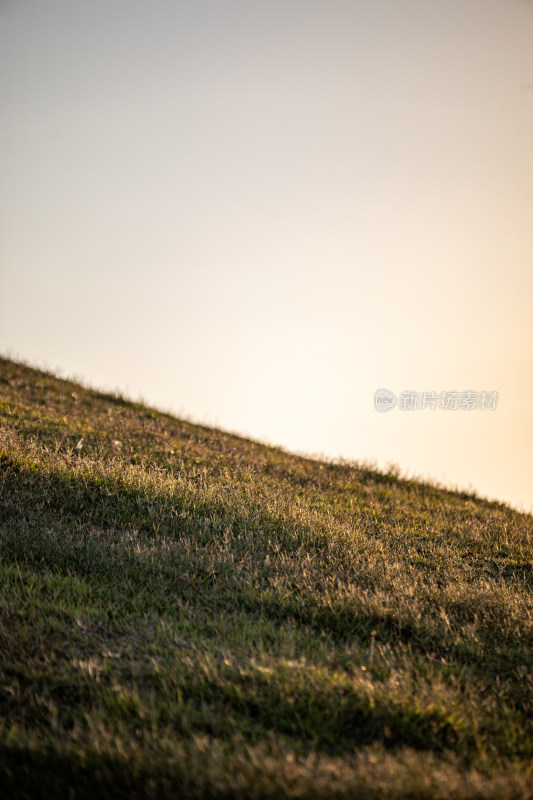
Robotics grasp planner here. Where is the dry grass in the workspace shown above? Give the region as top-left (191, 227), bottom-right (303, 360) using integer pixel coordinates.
top-left (0, 355), bottom-right (532, 798)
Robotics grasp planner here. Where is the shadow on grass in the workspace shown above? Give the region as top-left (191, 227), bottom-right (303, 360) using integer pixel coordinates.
top-left (0, 660), bottom-right (468, 765)
top-left (0, 742), bottom-right (197, 800)
top-left (1, 455), bottom-right (531, 690)
top-left (167, 673), bottom-right (468, 756)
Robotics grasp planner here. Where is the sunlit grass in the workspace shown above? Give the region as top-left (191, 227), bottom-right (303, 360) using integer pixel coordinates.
top-left (0, 356), bottom-right (532, 798)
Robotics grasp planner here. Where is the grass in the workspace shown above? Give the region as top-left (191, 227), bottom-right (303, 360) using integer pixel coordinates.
top-left (0, 355), bottom-right (531, 799)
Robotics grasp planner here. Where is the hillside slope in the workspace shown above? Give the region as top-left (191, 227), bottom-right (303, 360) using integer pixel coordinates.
top-left (0, 356), bottom-right (532, 799)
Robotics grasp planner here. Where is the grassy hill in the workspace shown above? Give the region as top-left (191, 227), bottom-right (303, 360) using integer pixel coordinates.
top-left (0, 356), bottom-right (531, 799)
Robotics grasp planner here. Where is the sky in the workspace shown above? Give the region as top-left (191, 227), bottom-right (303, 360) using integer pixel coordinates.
top-left (1, 0), bottom-right (532, 512)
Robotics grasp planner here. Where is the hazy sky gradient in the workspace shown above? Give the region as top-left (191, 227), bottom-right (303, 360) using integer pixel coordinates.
top-left (1, 0), bottom-right (532, 511)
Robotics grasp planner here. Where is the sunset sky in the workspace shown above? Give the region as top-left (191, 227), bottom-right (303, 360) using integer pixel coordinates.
top-left (1, 0), bottom-right (532, 511)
